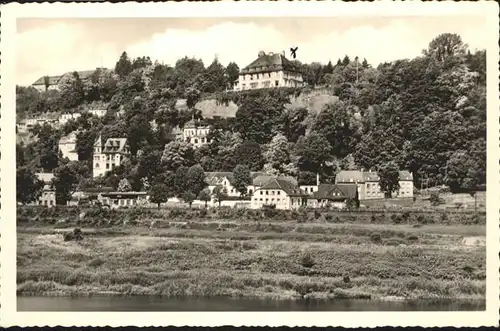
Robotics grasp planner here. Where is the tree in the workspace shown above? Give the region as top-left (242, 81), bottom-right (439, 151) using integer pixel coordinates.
top-left (225, 62), bottom-right (240, 88)
top-left (16, 167), bottom-right (43, 204)
top-left (173, 166), bottom-right (189, 198)
top-left (115, 51), bottom-right (133, 78)
top-left (52, 161), bottom-right (87, 205)
top-left (212, 185), bottom-right (228, 207)
top-left (186, 164), bottom-right (207, 197)
top-left (378, 162), bottom-right (400, 198)
top-left (295, 133), bottom-right (333, 174)
top-left (232, 164), bottom-right (251, 196)
top-left (182, 191), bottom-right (196, 208)
top-left (149, 183), bottom-right (172, 209)
top-left (233, 140), bottom-right (264, 171)
top-left (198, 189), bottom-right (212, 208)
top-left (59, 72), bottom-right (85, 109)
top-left (161, 140), bottom-right (195, 171)
top-left (263, 133), bottom-right (293, 175)
top-left (117, 178), bottom-right (132, 192)
top-left (423, 33), bottom-right (468, 63)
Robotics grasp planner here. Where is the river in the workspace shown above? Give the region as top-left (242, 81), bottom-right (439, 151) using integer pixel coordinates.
top-left (17, 296), bottom-right (485, 311)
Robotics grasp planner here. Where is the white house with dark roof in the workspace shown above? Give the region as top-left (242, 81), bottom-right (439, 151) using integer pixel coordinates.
top-left (59, 132), bottom-right (79, 161)
top-left (205, 171), bottom-right (265, 197)
top-left (92, 135), bottom-right (131, 178)
top-left (183, 119), bottom-right (211, 148)
top-left (31, 75), bottom-right (63, 92)
top-left (307, 183), bottom-right (359, 209)
top-left (234, 51), bottom-right (304, 91)
top-left (250, 177), bottom-right (308, 210)
top-left (33, 173), bottom-right (56, 207)
top-left (335, 170), bottom-right (414, 200)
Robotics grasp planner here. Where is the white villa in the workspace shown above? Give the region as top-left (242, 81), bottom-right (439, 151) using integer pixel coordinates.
top-left (183, 119), bottom-right (210, 148)
top-left (250, 178), bottom-right (308, 210)
top-left (92, 135), bottom-right (131, 178)
top-left (233, 51), bottom-right (304, 91)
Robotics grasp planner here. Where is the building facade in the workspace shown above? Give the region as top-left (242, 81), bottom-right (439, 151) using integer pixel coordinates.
top-left (88, 109), bottom-right (107, 118)
top-left (34, 173), bottom-right (56, 207)
top-left (59, 132), bottom-right (79, 161)
top-left (234, 51), bottom-right (304, 91)
top-left (31, 75), bottom-right (63, 92)
top-left (92, 135), bottom-right (131, 178)
top-left (335, 170), bottom-right (414, 200)
top-left (250, 178), bottom-right (308, 210)
top-left (98, 191), bottom-right (149, 209)
top-left (183, 119), bottom-right (210, 148)
top-left (59, 113), bottom-right (81, 126)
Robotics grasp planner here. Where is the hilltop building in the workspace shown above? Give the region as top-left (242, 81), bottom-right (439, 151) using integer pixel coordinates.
top-left (335, 170), bottom-right (414, 200)
top-left (233, 51), bottom-right (304, 91)
top-left (58, 132), bottom-right (79, 161)
top-left (92, 135), bottom-right (131, 178)
top-left (183, 119), bottom-right (210, 148)
top-left (31, 68), bottom-right (110, 92)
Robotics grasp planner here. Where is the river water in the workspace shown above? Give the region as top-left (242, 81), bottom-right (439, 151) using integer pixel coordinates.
top-left (17, 296), bottom-right (485, 311)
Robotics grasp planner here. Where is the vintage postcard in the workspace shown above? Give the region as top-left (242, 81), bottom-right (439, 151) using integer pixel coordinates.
top-left (1, 1), bottom-right (499, 328)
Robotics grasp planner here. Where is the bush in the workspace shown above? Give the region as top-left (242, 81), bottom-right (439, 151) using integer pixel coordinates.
top-left (299, 252), bottom-right (315, 268)
top-left (370, 233), bottom-right (382, 243)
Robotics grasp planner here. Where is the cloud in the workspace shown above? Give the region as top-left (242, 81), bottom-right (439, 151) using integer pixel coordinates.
top-left (16, 17), bottom-right (488, 86)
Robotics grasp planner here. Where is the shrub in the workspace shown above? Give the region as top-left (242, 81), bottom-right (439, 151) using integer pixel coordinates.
top-left (300, 252), bottom-right (315, 268)
top-left (370, 233), bottom-right (382, 243)
top-left (314, 210), bottom-right (321, 219)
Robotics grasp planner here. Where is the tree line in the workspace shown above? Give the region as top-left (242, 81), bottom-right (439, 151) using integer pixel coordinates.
top-left (16, 33), bottom-right (486, 205)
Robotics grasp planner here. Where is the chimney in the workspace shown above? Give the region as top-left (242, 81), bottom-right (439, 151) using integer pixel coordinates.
top-left (316, 173), bottom-right (320, 186)
top-left (258, 51), bottom-right (265, 58)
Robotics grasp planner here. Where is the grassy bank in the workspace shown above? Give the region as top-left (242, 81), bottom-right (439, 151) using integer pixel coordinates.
top-left (17, 207), bottom-right (486, 301)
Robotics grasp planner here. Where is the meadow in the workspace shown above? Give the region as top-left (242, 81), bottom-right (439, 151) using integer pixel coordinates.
top-left (17, 207), bottom-right (486, 301)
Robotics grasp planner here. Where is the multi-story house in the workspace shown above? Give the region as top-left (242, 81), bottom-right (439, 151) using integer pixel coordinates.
top-left (58, 132), bottom-right (79, 161)
top-left (233, 51), bottom-right (304, 91)
top-left (250, 178), bottom-right (308, 210)
top-left (335, 170), bottom-right (414, 200)
top-left (17, 115), bottom-right (58, 132)
top-left (92, 135), bottom-right (131, 178)
top-left (183, 119), bottom-right (210, 148)
top-left (59, 112), bottom-right (81, 126)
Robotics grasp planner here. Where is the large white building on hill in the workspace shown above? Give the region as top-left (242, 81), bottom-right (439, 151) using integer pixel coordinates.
top-left (233, 51), bottom-right (304, 91)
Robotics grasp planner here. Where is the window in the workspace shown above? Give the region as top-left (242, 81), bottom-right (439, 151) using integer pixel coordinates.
top-left (277, 191), bottom-right (280, 195)
top-left (275, 80), bottom-right (279, 86)
top-left (260, 191), bottom-right (263, 195)
top-left (106, 163), bottom-right (109, 169)
top-left (95, 163), bottom-right (100, 168)
top-left (49, 200), bottom-right (53, 206)
top-left (265, 191), bottom-right (268, 195)
top-left (260, 198), bottom-right (263, 201)
top-left (250, 74), bottom-right (253, 80)
top-left (271, 191), bottom-right (275, 195)
top-left (194, 139), bottom-right (198, 144)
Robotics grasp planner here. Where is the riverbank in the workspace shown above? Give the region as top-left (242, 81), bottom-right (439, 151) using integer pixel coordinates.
top-left (17, 208), bottom-right (486, 302)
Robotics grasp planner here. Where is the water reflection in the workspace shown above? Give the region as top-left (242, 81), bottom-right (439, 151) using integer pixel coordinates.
top-left (17, 295), bottom-right (486, 312)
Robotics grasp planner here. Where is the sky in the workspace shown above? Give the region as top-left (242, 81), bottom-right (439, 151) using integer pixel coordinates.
top-left (16, 16), bottom-right (488, 86)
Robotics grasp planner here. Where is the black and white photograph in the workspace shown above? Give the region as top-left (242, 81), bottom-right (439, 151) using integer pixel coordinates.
top-left (1, 1), bottom-right (498, 328)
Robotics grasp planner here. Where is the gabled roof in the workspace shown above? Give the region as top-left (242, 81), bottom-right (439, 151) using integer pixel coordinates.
top-left (399, 171), bottom-right (413, 181)
top-left (32, 75), bottom-right (63, 86)
top-left (313, 183), bottom-right (357, 201)
top-left (258, 178), bottom-right (307, 197)
top-left (205, 172), bottom-right (234, 186)
top-left (240, 51), bottom-right (301, 74)
top-left (252, 175), bottom-right (297, 187)
top-left (184, 119), bottom-right (209, 129)
top-left (205, 171), bottom-right (265, 186)
top-left (59, 132), bottom-right (78, 145)
top-left (95, 137), bottom-right (130, 154)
